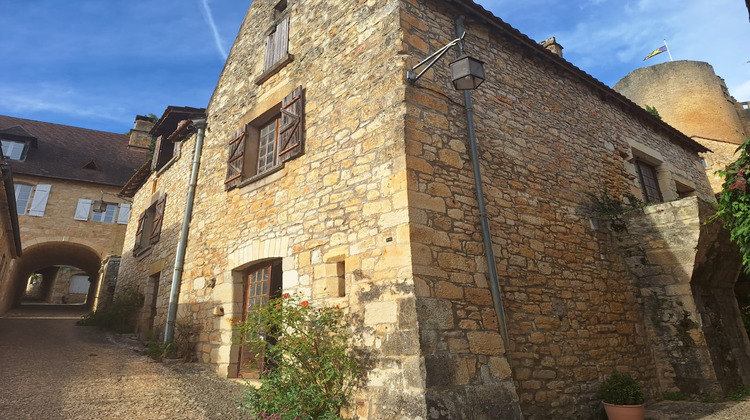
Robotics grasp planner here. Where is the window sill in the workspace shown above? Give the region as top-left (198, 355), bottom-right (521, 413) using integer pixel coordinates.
top-left (238, 165), bottom-right (285, 192)
top-left (254, 54), bottom-right (294, 85)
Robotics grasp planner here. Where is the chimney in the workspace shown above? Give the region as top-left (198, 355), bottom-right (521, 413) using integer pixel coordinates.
top-left (540, 37), bottom-right (563, 58)
top-left (128, 115), bottom-right (156, 149)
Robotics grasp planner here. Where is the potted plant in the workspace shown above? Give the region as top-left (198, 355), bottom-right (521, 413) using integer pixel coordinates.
top-left (598, 372), bottom-right (645, 420)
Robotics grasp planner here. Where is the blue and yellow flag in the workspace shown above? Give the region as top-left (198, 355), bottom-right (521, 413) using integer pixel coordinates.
top-left (643, 46), bottom-right (667, 61)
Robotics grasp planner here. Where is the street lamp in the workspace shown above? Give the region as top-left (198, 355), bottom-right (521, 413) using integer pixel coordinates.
top-left (406, 32), bottom-right (485, 90)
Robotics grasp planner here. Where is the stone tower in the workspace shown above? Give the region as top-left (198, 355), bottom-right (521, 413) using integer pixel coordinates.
top-left (614, 60), bottom-right (750, 192)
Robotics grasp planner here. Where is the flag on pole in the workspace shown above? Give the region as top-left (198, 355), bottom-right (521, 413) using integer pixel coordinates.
top-left (643, 45), bottom-right (667, 61)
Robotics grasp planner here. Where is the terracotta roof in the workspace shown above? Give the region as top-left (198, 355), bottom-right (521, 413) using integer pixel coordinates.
top-left (0, 115), bottom-right (147, 186)
top-left (119, 160), bottom-right (153, 198)
top-left (451, 0), bottom-right (710, 153)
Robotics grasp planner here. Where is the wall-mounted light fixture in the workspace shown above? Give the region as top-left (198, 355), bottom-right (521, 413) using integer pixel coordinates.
top-left (406, 32), bottom-right (485, 90)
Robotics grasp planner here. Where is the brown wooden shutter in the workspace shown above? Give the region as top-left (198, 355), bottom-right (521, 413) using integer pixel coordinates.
top-left (224, 127), bottom-right (246, 190)
top-left (263, 16), bottom-right (289, 73)
top-left (150, 194), bottom-right (167, 244)
top-left (133, 211), bottom-right (146, 256)
top-left (278, 86), bottom-right (303, 163)
top-left (150, 136), bottom-right (163, 171)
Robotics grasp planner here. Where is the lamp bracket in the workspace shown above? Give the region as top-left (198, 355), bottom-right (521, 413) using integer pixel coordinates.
top-left (407, 32), bottom-right (466, 84)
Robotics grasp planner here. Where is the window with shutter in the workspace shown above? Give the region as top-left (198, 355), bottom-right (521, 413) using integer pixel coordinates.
top-left (224, 86), bottom-right (304, 191)
top-left (14, 183), bottom-right (33, 215)
top-left (133, 211), bottom-right (147, 256)
top-left (255, 1), bottom-right (293, 85)
top-left (150, 194), bottom-right (167, 244)
top-left (224, 128), bottom-right (246, 190)
top-left (132, 194), bottom-right (166, 257)
top-left (74, 199), bottom-right (92, 221)
top-left (116, 204), bottom-right (131, 225)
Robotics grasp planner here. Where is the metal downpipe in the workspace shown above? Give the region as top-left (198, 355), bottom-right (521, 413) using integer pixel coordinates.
top-left (164, 119), bottom-right (207, 344)
top-left (455, 17), bottom-right (511, 349)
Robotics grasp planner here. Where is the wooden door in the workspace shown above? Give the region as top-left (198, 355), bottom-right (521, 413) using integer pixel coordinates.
top-left (239, 264), bottom-right (273, 379)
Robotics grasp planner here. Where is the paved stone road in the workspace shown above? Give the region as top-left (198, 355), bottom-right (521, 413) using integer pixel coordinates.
top-left (0, 304), bottom-right (249, 420)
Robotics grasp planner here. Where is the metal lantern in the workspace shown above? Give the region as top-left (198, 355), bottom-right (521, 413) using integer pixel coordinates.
top-left (92, 199), bottom-right (107, 213)
top-left (450, 55), bottom-right (485, 90)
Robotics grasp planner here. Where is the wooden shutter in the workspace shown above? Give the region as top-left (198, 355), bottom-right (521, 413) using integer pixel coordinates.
top-left (278, 86), bottom-right (303, 163)
top-left (263, 16), bottom-right (289, 72)
top-left (133, 210), bottom-right (146, 256)
top-left (74, 199), bottom-right (92, 221)
top-left (224, 127), bottom-right (246, 190)
top-left (116, 204), bottom-right (131, 225)
top-left (151, 136), bottom-right (164, 171)
top-left (150, 194), bottom-right (167, 244)
top-left (28, 184), bottom-right (51, 217)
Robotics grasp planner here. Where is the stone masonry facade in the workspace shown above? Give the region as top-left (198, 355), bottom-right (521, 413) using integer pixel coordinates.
top-left (115, 1), bottom-right (745, 419)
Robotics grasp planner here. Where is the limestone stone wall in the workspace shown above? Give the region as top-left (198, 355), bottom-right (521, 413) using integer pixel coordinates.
top-left (0, 175), bottom-right (20, 315)
top-left (617, 198), bottom-right (750, 394)
top-left (402, 2), bottom-right (714, 419)
top-left (115, 1), bottom-right (724, 418)
top-left (697, 137), bottom-right (739, 193)
top-left (12, 175), bottom-right (128, 256)
top-left (116, 138), bottom-right (195, 340)
top-left (117, 0), bottom-right (425, 418)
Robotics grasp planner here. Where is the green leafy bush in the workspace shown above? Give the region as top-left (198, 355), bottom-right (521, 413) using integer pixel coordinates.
top-left (77, 286), bottom-right (144, 333)
top-left (598, 372), bottom-right (644, 405)
top-left (714, 139), bottom-right (750, 273)
top-left (235, 293), bottom-right (360, 420)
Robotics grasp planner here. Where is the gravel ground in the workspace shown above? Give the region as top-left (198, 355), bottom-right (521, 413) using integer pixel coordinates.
top-left (2, 304), bottom-right (749, 420)
top-left (0, 304), bottom-right (249, 420)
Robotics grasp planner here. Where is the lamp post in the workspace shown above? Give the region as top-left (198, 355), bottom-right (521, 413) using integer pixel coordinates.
top-left (406, 20), bottom-right (510, 349)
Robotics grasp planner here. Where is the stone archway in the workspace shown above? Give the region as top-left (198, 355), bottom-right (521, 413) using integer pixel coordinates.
top-left (10, 242), bottom-right (102, 308)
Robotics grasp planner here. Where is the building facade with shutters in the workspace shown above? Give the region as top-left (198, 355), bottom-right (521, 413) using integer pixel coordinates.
top-left (114, 1), bottom-right (749, 419)
top-left (0, 115), bottom-right (147, 313)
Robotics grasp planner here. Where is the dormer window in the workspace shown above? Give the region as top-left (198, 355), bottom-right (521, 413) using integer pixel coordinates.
top-left (2, 140), bottom-right (27, 161)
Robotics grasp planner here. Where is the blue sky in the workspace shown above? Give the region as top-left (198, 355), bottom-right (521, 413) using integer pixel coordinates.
top-left (1, 0), bottom-right (748, 134)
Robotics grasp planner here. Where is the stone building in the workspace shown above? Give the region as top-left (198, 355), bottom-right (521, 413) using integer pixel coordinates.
top-left (115, 0), bottom-right (749, 418)
top-left (0, 156), bottom-right (23, 313)
top-left (614, 60), bottom-right (750, 193)
top-left (0, 115), bottom-right (148, 313)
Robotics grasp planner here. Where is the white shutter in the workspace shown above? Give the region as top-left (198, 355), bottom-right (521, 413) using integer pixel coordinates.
top-left (28, 184), bottom-right (51, 217)
top-left (74, 199), bottom-right (92, 221)
top-left (116, 204), bottom-right (131, 225)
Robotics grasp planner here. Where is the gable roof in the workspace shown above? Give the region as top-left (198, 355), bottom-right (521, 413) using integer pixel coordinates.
top-left (450, 0), bottom-right (709, 153)
top-left (0, 115), bottom-right (147, 186)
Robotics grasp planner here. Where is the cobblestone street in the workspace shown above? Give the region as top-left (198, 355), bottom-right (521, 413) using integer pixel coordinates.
top-left (0, 304), bottom-right (248, 420)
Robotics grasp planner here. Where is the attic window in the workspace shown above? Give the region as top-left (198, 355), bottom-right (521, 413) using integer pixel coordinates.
top-left (1, 140), bottom-right (28, 161)
top-left (82, 160), bottom-right (99, 170)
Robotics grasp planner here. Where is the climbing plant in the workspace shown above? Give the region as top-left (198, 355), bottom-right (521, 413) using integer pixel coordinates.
top-left (714, 138), bottom-right (750, 273)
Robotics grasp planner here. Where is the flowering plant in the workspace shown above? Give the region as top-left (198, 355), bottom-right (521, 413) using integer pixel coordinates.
top-left (235, 293), bottom-right (360, 420)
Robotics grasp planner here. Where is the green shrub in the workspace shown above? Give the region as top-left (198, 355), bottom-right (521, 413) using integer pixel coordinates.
top-left (77, 286), bottom-right (144, 333)
top-left (598, 372), bottom-right (644, 405)
top-left (713, 138), bottom-right (750, 273)
top-left (663, 391), bottom-right (687, 401)
top-left (234, 293), bottom-right (360, 420)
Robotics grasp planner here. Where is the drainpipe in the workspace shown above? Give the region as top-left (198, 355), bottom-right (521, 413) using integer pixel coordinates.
top-left (455, 17), bottom-right (511, 349)
top-left (164, 119), bottom-right (207, 344)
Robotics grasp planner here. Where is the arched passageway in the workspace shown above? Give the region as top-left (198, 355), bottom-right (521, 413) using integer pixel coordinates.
top-left (10, 242), bottom-right (102, 308)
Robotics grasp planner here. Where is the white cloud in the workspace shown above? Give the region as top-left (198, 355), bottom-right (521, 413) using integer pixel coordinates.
top-left (199, 0), bottom-right (228, 60)
top-left (0, 84), bottom-right (131, 125)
